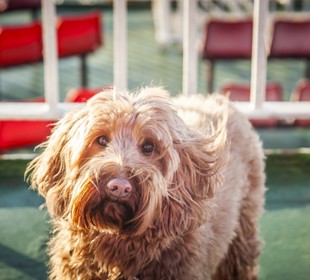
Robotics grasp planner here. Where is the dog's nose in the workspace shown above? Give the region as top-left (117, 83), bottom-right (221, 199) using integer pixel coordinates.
top-left (106, 178), bottom-right (132, 198)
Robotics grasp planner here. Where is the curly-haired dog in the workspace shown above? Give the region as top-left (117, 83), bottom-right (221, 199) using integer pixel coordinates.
top-left (27, 87), bottom-right (265, 280)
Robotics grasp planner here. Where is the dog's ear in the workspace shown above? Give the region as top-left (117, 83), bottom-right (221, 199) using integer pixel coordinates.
top-left (26, 107), bottom-right (90, 217)
top-left (176, 129), bottom-right (227, 198)
top-left (171, 112), bottom-right (228, 200)
top-left (158, 133), bottom-right (228, 238)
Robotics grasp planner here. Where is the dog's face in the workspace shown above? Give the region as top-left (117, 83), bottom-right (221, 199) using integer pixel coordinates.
top-left (27, 88), bottom-right (226, 237)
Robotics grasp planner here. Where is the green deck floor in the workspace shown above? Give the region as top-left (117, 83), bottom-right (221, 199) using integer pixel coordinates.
top-left (0, 154), bottom-right (309, 280)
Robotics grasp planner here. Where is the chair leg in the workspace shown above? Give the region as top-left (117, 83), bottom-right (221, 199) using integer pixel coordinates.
top-left (31, 8), bottom-right (39, 21)
top-left (81, 54), bottom-right (87, 87)
top-left (207, 60), bottom-right (215, 93)
top-left (305, 59), bottom-right (310, 79)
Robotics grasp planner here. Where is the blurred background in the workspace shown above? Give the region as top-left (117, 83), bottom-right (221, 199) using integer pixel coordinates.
top-left (0, 0), bottom-right (309, 98)
top-left (1, 0), bottom-right (310, 150)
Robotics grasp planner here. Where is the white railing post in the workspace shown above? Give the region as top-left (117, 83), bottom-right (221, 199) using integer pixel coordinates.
top-left (152, 0), bottom-right (172, 48)
top-left (42, 0), bottom-right (59, 109)
top-left (113, 0), bottom-right (127, 91)
top-left (250, 0), bottom-right (268, 109)
top-left (182, 0), bottom-right (197, 95)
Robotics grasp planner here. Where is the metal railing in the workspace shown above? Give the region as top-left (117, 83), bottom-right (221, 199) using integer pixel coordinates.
top-left (0, 0), bottom-right (309, 120)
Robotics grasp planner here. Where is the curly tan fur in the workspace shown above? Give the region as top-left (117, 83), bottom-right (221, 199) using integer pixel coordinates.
top-left (27, 87), bottom-right (265, 280)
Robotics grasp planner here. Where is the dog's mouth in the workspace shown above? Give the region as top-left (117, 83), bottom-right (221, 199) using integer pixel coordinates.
top-left (89, 199), bottom-right (136, 232)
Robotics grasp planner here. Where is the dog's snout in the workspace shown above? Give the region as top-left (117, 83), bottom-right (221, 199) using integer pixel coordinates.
top-left (106, 178), bottom-right (132, 198)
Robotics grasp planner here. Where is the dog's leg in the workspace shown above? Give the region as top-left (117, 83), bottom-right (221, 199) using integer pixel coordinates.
top-left (212, 156), bottom-right (265, 280)
top-left (212, 205), bottom-right (261, 280)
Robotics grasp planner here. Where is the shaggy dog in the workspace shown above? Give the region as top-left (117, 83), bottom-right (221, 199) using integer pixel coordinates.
top-left (27, 87), bottom-right (265, 280)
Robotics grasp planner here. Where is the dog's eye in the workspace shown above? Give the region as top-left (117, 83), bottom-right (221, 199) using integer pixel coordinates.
top-left (96, 136), bottom-right (109, 147)
top-left (141, 141), bottom-right (155, 154)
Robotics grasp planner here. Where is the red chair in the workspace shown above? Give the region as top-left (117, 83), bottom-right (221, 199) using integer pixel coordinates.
top-left (0, 22), bottom-right (42, 67)
top-left (220, 82), bottom-right (283, 127)
top-left (57, 11), bottom-right (102, 87)
top-left (221, 83), bottom-right (252, 102)
top-left (57, 11), bottom-right (102, 58)
top-left (65, 87), bottom-right (104, 102)
top-left (202, 18), bottom-right (253, 93)
top-left (270, 19), bottom-right (310, 58)
top-left (0, 120), bottom-right (52, 150)
top-left (290, 80), bottom-right (310, 127)
top-left (269, 18), bottom-right (310, 78)
top-left (0, 11), bottom-right (103, 87)
top-left (0, 97), bottom-right (52, 151)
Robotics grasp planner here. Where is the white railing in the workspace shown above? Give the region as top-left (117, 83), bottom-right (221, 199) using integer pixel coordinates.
top-left (0, 0), bottom-right (309, 120)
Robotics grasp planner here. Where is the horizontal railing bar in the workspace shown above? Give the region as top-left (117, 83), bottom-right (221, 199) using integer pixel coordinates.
top-left (0, 103), bottom-right (82, 120)
top-left (0, 101), bottom-right (310, 120)
top-left (233, 102), bottom-right (310, 119)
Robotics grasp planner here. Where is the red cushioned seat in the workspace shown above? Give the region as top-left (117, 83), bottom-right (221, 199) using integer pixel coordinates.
top-left (0, 120), bottom-right (52, 150)
top-left (201, 18), bottom-right (253, 93)
top-left (221, 83), bottom-right (251, 102)
top-left (0, 22), bottom-right (42, 67)
top-left (220, 82), bottom-right (283, 127)
top-left (269, 18), bottom-right (310, 81)
top-left (57, 11), bottom-right (102, 58)
top-left (270, 19), bottom-right (310, 58)
top-left (202, 19), bottom-right (253, 60)
top-left (222, 82), bottom-right (283, 102)
top-left (290, 80), bottom-right (310, 127)
top-left (0, 97), bottom-right (51, 151)
top-left (65, 87), bottom-right (109, 102)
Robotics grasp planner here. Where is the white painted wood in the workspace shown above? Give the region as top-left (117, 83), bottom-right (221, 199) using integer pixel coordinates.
top-left (41, 0), bottom-right (59, 109)
top-left (234, 102), bottom-right (310, 119)
top-left (152, 0), bottom-right (172, 48)
top-left (182, 0), bottom-right (197, 95)
top-left (113, 0), bottom-right (127, 91)
top-left (250, 0), bottom-right (268, 108)
top-left (0, 103), bottom-right (82, 120)
top-left (1, 102), bottom-right (309, 120)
